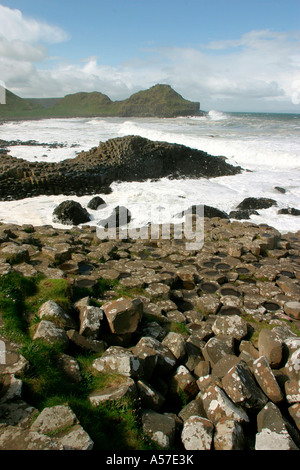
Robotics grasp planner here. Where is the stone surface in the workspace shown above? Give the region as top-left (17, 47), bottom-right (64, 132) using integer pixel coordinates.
top-left (102, 297), bottom-right (143, 334)
top-left (92, 346), bottom-right (142, 377)
top-left (32, 320), bottom-right (69, 348)
top-left (181, 416), bottom-right (214, 450)
top-left (142, 410), bottom-right (175, 449)
top-left (253, 356), bottom-right (284, 403)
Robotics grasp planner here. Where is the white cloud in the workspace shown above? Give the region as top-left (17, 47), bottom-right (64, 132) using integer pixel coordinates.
top-left (0, 5), bottom-right (299, 113)
top-left (0, 4), bottom-right (68, 43)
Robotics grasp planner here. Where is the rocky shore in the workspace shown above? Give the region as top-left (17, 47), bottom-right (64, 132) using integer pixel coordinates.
top-left (0, 135), bottom-right (242, 200)
top-left (0, 213), bottom-right (299, 450)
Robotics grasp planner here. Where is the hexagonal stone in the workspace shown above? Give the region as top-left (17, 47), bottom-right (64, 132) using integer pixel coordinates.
top-left (38, 300), bottom-right (76, 329)
top-left (33, 320), bottom-right (69, 348)
top-left (284, 301), bottom-right (300, 320)
top-left (202, 336), bottom-right (234, 367)
top-left (258, 329), bottom-right (283, 368)
top-left (92, 346), bottom-right (142, 377)
top-left (255, 402), bottom-right (299, 450)
top-left (89, 377), bottom-right (137, 406)
top-left (132, 336), bottom-right (176, 376)
top-left (78, 305), bottom-right (103, 339)
top-left (222, 361), bottom-right (268, 409)
top-left (162, 332), bottom-right (186, 360)
top-left (288, 403), bottom-right (300, 431)
top-left (181, 416), bottom-right (214, 450)
top-left (58, 424), bottom-right (94, 450)
top-left (1, 244), bottom-right (29, 265)
top-left (30, 405), bottom-right (77, 435)
top-left (214, 418), bottom-right (245, 450)
top-left (102, 297), bottom-right (143, 334)
top-left (202, 385), bottom-right (249, 424)
top-left (253, 356), bottom-right (284, 403)
top-left (285, 379), bottom-right (300, 404)
top-left (142, 410), bottom-right (175, 449)
top-left (212, 314), bottom-right (248, 341)
top-left (168, 365), bottom-right (198, 404)
top-left (136, 380), bottom-right (165, 411)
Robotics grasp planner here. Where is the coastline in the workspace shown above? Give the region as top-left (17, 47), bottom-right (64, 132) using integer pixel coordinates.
top-left (0, 215), bottom-right (299, 449)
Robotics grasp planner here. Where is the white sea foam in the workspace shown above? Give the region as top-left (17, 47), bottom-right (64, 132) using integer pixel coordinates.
top-left (0, 113), bottom-right (300, 233)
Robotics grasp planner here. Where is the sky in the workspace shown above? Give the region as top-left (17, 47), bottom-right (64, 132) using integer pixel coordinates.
top-left (0, 0), bottom-right (300, 112)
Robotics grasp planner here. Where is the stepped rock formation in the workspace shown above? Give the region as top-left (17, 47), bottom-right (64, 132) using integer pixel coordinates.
top-left (0, 135), bottom-right (242, 200)
top-left (0, 217), bottom-right (300, 450)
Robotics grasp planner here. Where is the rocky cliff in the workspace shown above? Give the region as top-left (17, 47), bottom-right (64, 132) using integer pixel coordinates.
top-left (0, 84), bottom-right (203, 120)
top-left (0, 135), bottom-right (242, 200)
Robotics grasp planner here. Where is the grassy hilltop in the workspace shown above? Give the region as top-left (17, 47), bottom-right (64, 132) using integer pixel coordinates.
top-left (0, 84), bottom-right (202, 120)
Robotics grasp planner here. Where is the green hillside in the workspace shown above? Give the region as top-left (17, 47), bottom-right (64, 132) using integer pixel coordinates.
top-left (0, 84), bottom-right (202, 120)
top-left (0, 89), bottom-right (44, 119)
top-left (112, 84), bottom-right (201, 117)
top-left (49, 91), bottom-right (112, 116)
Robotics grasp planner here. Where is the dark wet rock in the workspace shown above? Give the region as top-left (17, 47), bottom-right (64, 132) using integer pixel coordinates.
top-left (53, 200), bottom-right (90, 226)
top-left (178, 204), bottom-right (229, 220)
top-left (274, 186), bottom-right (286, 194)
top-left (87, 196), bottom-right (107, 210)
top-left (236, 197), bottom-right (277, 211)
top-left (0, 136), bottom-right (242, 200)
top-left (229, 209), bottom-right (259, 220)
top-left (278, 208), bottom-right (300, 216)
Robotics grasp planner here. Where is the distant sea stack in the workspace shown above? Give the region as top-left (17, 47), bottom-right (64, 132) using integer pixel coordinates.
top-left (0, 135), bottom-right (242, 200)
top-left (0, 84), bottom-right (204, 120)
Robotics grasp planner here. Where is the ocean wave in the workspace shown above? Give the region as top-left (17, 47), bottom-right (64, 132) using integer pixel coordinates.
top-left (207, 110), bottom-right (229, 121)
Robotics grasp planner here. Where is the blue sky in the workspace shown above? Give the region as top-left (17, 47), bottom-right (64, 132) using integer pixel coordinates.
top-left (0, 0), bottom-right (300, 112)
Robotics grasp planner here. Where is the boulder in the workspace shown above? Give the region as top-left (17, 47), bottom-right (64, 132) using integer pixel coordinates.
top-left (202, 385), bottom-right (249, 424)
top-left (222, 361), bottom-right (268, 409)
top-left (58, 424), bottom-right (94, 450)
top-left (253, 356), bottom-right (284, 403)
top-left (142, 410), bottom-right (175, 450)
top-left (30, 405), bottom-right (77, 435)
top-left (213, 418), bottom-right (245, 450)
top-left (131, 336), bottom-right (176, 376)
top-left (89, 377), bottom-right (137, 406)
top-left (284, 301), bottom-right (300, 320)
top-left (92, 346), bottom-right (142, 377)
top-left (66, 329), bottom-right (107, 353)
top-left (87, 196), bottom-right (106, 210)
top-left (101, 297), bottom-right (143, 335)
top-left (57, 354), bottom-right (82, 383)
top-left (33, 320), bottom-right (69, 348)
top-left (278, 208), bottom-right (300, 216)
top-left (53, 200), bottom-right (90, 226)
top-left (1, 244), bottom-right (29, 265)
top-left (255, 402), bottom-right (299, 450)
top-left (78, 305), bottom-right (104, 339)
top-left (168, 365), bottom-right (198, 404)
top-left (212, 315), bottom-right (248, 341)
top-left (162, 332), bottom-right (186, 360)
top-left (136, 379), bottom-right (165, 411)
top-left (202, 336), bottom-right (234, 367)
top-left (236, 197), bottom-right (277, 211)
top-left (181, 416), bottom-right (214, 450)
top-left (257, 329), bottom-right (283, 368)
top-left (229, 209), bottom-right (259, 220)
top-left (37, 300), bottom-right (76, 329)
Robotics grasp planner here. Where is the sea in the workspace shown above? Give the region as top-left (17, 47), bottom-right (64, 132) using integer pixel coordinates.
top-left (0, 110), bottom-right (300, 234)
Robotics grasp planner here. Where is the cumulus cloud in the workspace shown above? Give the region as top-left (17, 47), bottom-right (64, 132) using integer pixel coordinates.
top-left (0, 4), bottom-right (299, 112)
top-left (0, 4), bottom-right (68, 43)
